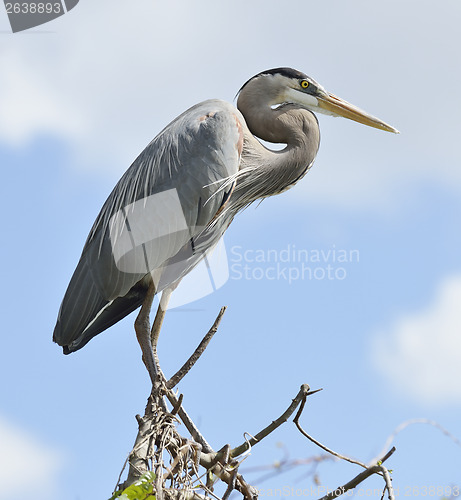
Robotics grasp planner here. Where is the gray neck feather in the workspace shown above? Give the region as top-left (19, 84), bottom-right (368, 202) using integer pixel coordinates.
top-left (234, 75), bottom-right (320, 204)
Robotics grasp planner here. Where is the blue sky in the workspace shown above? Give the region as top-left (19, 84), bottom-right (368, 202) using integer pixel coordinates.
top-left (1, 1), bottom-right (461, 499)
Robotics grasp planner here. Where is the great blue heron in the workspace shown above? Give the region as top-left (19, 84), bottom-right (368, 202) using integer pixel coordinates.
top-left (53, 68), bottom-right (398, 381)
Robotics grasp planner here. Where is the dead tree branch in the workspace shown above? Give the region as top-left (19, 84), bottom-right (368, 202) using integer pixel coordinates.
top-left (293, 390), bottom-right (396, 499)
top-left (167, 306), bottom-right (227, 389)
top-left (316, 448), bottom-right (396, 500)
top-left (293, 395), bottom-right (368, 469)
top-left (165, 389), bottom-right (213, 453)
top-left (374, 417), bottom-right (461, 464)
top-left (231, 384), bottom-right (319, 458)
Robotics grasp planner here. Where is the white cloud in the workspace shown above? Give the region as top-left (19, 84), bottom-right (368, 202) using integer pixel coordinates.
top-left (371, 275), bottom-right (461, 406)
top-left (0, 51), bottom-right (85, 146)
top-left (0, 415), bottom-right (63, 500)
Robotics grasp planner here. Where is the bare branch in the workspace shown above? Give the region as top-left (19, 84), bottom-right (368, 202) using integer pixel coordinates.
top-left (167, 307), bottom-right (227, 389)
top-left (374, 417), bottom-right (461, 464)
top-left (165, 389), bottom-right (214, 453)
top-left (231, 384), bottom-right (313, 458)
top-left (222, 467), bottom-right (238, 500)
top-left (198, 451), bottom-right (258, 499)
top-left (378, 462), bottom-right (395, 500)
top-left (317, 448), bottom-right (396, 500)
top-left (163, 488), bottom-right (209, 500)
top-left (293, 395), bottom-right (367, 469)
top-left (170, 393), bottom-right (183, 416)
top-left (242, 453), bottom-right (333, 485)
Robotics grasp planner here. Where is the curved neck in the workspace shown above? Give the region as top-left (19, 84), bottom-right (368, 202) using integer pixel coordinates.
top-left (235, 82), bottom-right (320, 200)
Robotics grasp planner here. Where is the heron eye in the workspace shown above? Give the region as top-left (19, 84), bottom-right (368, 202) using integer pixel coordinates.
top-left (300, 80), bottom-right (309, 89)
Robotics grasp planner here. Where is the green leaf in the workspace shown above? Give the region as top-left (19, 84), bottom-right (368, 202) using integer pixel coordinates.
top-left (109, 472), bottom-right (156, 500)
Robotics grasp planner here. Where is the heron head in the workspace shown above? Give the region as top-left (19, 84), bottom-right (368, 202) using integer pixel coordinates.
top-left (238, 67), bottom-right (399, 134)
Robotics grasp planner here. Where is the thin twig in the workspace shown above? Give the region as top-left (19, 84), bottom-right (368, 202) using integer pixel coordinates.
top-left (199, 453), bottom-right (258, 499)
top-left (222, 467), bottom-right (238, 500)
top-left (231, 384), bottom-right (313, 458)
top-left (170, 393), bottom-right (183, 416)
top-left (205, 444), bottom-right (231, 470)
top-left (164, 444), bottom-right (193, 480)
top-left (167, 307), bottom-right (227, 389)
top-left (378, 462), bottom-right (395, 500)
top-left (113, 454), bottom-right (130, 495)
top-left (374, 418), bottom-right (461, 464)
top-left (199, 451), bottom-right (251, 500)
top-left (317, 448), bottom-right (396, 500)
top-left (241, 454), bottom-right (332, 485)
top-left (189, 457), bottom-right (223, 500)
top-left (293, 395), bottom-right (367, 469)
top-left (163, 488), bottom-right (209, 500)
top-left (165, 389), bottom-right (214, 453)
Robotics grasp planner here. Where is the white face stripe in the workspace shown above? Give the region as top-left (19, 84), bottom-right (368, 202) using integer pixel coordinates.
top-left (282, 88), bottom-right (320, 110)
top-left (282, 87), bottom-right (345, 118)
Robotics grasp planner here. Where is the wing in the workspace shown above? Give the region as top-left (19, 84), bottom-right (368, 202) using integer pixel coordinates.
top-left (53, 99), bottom-right (244, 353)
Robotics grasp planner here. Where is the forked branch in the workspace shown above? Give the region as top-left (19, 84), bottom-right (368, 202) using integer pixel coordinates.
top-left (231, 384), bottom-right (320, 458)
top-left (293, 391), bottom-right (396, 499)
top-left (316, 449), bottom-right (395, 500)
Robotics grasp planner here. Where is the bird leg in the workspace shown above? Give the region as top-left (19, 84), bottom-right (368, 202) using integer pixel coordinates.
top-left (135, 284), bottom-right (177, 396)
top-left (134, 281), bottom-right (160, 387)
top-left (151, 286), bottom-right (174, 350)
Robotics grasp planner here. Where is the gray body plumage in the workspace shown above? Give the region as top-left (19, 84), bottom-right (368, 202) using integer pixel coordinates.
top-left (54, 68), bottom-right (396, 354)
top-left (54, 100), bottom-right (247, 352)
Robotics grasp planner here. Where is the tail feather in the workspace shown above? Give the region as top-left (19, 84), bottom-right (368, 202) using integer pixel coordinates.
top-left (53, 256), bottom-right (146, 354)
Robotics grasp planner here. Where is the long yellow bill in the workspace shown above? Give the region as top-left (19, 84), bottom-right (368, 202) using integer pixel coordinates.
top-left (317, 92), bottom-right (399, 134)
